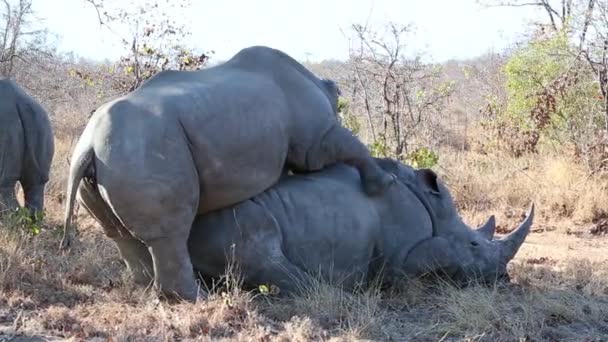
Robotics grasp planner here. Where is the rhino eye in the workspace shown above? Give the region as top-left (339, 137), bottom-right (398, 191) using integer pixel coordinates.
top-left (470, 241), bottom-right (479, 247)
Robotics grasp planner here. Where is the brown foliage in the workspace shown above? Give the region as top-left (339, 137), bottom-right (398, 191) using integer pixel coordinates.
top-left (77, 0), bottom-right (212, 95)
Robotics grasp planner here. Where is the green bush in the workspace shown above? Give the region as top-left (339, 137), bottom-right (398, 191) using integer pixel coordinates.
top-left (2, 207), bottom-right (43, 236)
top-left (337, 97), bottom-right (361, 136)
top-left (404, 147), bottom-right (439, 169)
top-left (500, 28), bottom-right (601, 155)
top-left (368, 137), bottom-right (389, 158)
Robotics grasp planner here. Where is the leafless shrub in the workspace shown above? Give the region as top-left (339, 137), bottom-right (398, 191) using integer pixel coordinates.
top-left (344, 22), bottom-right (454, 158)
top-left (77, 0), bottom-right (212, 95)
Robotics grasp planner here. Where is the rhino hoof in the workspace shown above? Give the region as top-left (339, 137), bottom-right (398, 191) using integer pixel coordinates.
top-left (363, 173), bottom-right (396, 196)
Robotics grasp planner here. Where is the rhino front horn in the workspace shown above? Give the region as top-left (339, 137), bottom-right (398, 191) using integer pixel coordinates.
top-left (499, 203), bottom-right (535, 263)
top-left (477, 215), bottom-right (496, 240)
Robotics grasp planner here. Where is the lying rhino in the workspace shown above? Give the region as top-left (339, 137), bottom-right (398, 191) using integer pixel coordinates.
top-left (0, 78), bottom-right (54, 216)
top-left (62, 45), bottom-right (395, 301)
top-left (187, 158), bottom-right (534, 294)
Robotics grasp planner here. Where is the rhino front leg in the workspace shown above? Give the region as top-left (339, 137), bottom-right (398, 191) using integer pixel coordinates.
top-left (313, 124), bottom-right (395, 196)
top-left (77, 180), bottom-right (154, 286)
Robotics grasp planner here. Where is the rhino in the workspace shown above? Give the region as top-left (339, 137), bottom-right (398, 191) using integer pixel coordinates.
top-left (186, 158), bottom-right (535, 294)
top-left (61, 45), bottom-right (396, 302)
top-left (0, 78), bottom-right (54, 217)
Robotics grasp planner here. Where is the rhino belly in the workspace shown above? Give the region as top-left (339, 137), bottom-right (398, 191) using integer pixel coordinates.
top-left (191, 129), bottom-right (290, 213)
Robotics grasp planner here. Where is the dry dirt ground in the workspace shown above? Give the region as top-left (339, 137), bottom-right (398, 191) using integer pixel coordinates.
top-left (1, 147), bottom-right (607, 341)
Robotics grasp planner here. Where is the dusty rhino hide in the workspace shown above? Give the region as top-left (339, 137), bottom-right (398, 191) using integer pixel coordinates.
top-left (187, 157), bottom-right (535, 295)
top-left (62, 45), bottom-right (395, 301)
top-left (0, 78), bottom-right (54, 217)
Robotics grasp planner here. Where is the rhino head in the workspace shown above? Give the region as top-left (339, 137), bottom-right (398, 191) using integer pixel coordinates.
top-left (376, 158), bottom-right (534, 285)
top-left (320, 78), bottom-right (341, 115)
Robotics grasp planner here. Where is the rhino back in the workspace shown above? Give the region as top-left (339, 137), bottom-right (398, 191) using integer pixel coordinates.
top-left (109, 49), bottom-right (338, 212)
top-left (91, 46), bottom-right (340, 213)
top-left (0, 79), bottom-right (53, 186)
top-left (223, 46), bottom-right (340, 161)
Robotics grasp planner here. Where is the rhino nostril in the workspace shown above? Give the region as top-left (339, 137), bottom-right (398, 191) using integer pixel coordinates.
top-left (471, 241), bottom-right (479, 247)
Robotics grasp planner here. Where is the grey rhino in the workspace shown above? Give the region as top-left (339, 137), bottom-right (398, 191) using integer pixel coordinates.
top-left (187, 158), bottom-right (535, 294)
top-left (61, 45), bottom-right (395, 302)
top-left (0, 78), bottom-right (54, 216)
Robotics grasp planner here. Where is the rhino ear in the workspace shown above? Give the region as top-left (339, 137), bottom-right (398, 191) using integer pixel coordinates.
top-left (321, 78), bottom-right (341, 97)
top-left (416, 169), bottom-right (440, 194)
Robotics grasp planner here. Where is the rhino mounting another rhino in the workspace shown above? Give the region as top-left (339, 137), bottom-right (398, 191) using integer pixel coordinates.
top-left (187, 158), bottom-right (535, 294)
top-left (0, 78), bottom-right (54, 217)
top-left (62, 45), bottom-right (396, 301)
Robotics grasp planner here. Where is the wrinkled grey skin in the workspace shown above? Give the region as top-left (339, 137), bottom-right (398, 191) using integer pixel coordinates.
top-left (187, 158), bottom-right (535, 294)
top-left (61, 45), bottom-right (395, 302)
top-left (0, 78), bottom-right (54, 217)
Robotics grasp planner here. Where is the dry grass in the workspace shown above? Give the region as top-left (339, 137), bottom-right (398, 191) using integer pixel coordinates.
top-left (1, 114), bottom-right (608, 341)
top-left (436, 148), bottom-right (608, 234)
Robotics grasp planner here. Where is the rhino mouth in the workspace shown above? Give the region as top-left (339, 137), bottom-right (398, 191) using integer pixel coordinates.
top-left (451, 269), bottom-right (512, 288)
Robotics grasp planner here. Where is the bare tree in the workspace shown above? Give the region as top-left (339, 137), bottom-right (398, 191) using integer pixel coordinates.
top-left (347, 22), bottom-right (454, 158)
top-left (78, 0), bottom-right (212, 94)
top-left (0, 0), bottom-right (49, 77)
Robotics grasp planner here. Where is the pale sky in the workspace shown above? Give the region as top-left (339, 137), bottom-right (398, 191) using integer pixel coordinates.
top-left (31, 0), bottom-right (543, 63)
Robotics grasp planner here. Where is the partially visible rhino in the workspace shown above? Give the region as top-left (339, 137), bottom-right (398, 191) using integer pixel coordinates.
top-left (0, 78), bottom-right (54, 217)
top-left (187, 158), bottom-right (534, 294)
top-left (62, 45), bottom-right (395, 301)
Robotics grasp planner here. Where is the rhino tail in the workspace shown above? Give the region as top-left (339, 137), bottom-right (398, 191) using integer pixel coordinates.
top-left (60, 145), bottom-right (94, 252)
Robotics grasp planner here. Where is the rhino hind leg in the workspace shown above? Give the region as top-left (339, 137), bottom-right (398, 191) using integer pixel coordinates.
top-left (96, 172), bottom-right (201, 302)
top-left (314, 125), bottom-right (395, 196)
top-left (77, 180), bottom-right (154, 285)
top-left (147, 234), bottom-right (202, 301)
top-left (101, 197), bottom-right (199, 302)
top-left (114, 235), bottom-right (154, 286)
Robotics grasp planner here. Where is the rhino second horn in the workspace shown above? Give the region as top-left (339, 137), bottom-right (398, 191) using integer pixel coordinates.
top-left (499, 203), bottom-right (535, 263)
top-left (477, 215), bottom-right (496, 240)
